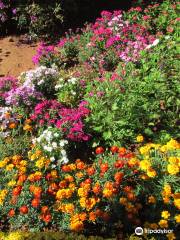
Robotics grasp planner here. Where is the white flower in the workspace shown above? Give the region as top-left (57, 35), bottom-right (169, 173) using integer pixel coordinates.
top-left (51, 164), bottom-right (56, 169)
top-left (50, 157), bottom-right (55, 162)
top-left (62, 156), bottom-right (69, 164)
top-left (54, 132), bottom-right (59, 137)
top-left (61, 149), bottom-right (67, 156)
top-left (52, 142), bottom-right (58, 148)
top-left (145, 39), bottom-right (159, 49)
top-left (68, 77), bottom-right (77, 84)
top-left (152, 39), bottom-right (159, 46)
top-left (71, 91), bottom-right (76, 96)
top-left (46, 146), bottom-right (53, 152)
top-left (55, 84), bottom-right (63, 90)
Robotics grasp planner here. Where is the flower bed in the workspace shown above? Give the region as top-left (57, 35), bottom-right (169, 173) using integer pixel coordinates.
top-left (0, 0), bottom-right (179, 239)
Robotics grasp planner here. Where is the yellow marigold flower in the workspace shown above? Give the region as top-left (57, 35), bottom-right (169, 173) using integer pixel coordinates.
top-left (139, 160), bottom-right (151, 171)
top-left (166, 232), bottom-right (176, 240)
top-left (7, 180), bottom-right (16, 187)
top-left (158, 219), bottom-right (168, 228)
top-left (56, 189), bottom-right (66, 200)
top-left (163, 184), bottom-right (172, 196)
top-left (23, 124), bottom-right (32, 132)
top-left (69, 163), bottom-right (76, 171)
top-left (167, 164), bottom-right (179, 175)
top-left (161, 211), bottom-right (170, 219)
top-left (19, 166), bottom-right (26, 174)
top-left (70, 220), bottom-right (84, 232)
top-left (0, 189), bottom-right (8, 205)
top-left (35, 159), bottom-right (44, 169)
top-left (79, 197), bottom-right (86, 208)
top-left (65, 203), bottom-right (75, 214)
top-left (147, 168), bottom-right (157, 178)
top-left (65, 189), bottom-right (73, 198)
top-left (160, 145), bottom-right (168, 152)
top-left (168, 157), bottom-right (178, 164)
top-left (19, 160), bottom-right (27, 166)
top-left (148, 195), bottom-right (156, 204)
top-left (136, 135), bottom-right (144, 143)
top-left (0, 160), bottom-right (7, 168)
top-left (175, 214), bottom-right (180, 223)
top-left (76, 171), bottom-right (84, 178)
top-left (78, 187), bottom-right (89, 197)
top-left (139, 146), bottom-right (150, 155)
top-left (119, 197), bottom-right (127, 205)
top-left (12, 155), bottom-right (22, 162)
top-left (51, 170), bottom-right (58, 178)
top-left (128, 157), bottom-right (139, 167)
top-left (103, 188), bottom-right (114, 198)
top-left (30, 154), bottom-right (36, 161)
top-left (166, 139), bottom-right (180, 150)
top-left (174, 198), bottom-right (180, 210)
top-left (6, 164), bottom-right (14, 171)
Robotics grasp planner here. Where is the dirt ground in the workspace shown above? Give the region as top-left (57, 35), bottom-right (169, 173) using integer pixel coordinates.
top-left (0, 35), bottom-right (38, 77)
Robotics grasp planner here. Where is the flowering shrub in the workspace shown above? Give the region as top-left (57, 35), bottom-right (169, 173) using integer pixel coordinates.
top-left (4, 85), bottom-right (42, 108)
top-left (20, 66), bottom-right (59, 98)
top-left (0, 0), bottom-right (63, 39)
top-left (55, 76), bottom-right (86, 107)
top-left (84, 35), bottom-right (179, 145)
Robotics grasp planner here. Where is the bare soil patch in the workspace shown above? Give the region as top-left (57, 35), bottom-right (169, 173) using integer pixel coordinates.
top-left (0, 35), bottom-right (38, 77)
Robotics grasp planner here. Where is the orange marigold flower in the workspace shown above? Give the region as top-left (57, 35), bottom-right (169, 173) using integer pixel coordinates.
top-left (89, 211), bottom-right (96, 222)
top-left (9, 122), bottom-right (17, 129)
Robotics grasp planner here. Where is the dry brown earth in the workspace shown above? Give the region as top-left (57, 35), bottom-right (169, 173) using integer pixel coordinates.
top-left (0, 35), bottom-right (38, 77)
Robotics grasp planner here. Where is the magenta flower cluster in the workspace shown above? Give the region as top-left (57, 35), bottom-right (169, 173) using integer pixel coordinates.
top-left (32, 42), bottom-right (56, 65)
top-left (31, 100), bottom-right (90, 141)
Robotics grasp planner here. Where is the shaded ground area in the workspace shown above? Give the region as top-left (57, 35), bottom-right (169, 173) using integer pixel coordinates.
top-left (0, 36), bottom-right (38, 77)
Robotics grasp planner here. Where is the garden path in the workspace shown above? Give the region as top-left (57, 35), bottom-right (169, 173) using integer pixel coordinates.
top-left (0, 35), bottom-right (38, 77)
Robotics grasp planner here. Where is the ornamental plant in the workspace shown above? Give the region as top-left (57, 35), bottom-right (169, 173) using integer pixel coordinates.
top-left (0, 107), bottom-right (33, 158)
top-left (0, 76), bottom-right (18, 105)
top-left (20, 66), bottom-right (59, 98)
top-left (0, 138), bottom-right (179, 239)
top-left (32, 127), bottom-right (69, 166)
top-left (85, 35), bottom-right (180, 145)
top-left (31, 100), bottom-right (90, 142)
top-left (55, 76), bottom-right (86, 107)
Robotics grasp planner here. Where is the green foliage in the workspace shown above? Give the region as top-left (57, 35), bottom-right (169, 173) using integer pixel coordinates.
top-left (85, 36), bottom-right (180, 145)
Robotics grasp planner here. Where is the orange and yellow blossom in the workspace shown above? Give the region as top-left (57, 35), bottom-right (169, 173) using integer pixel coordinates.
top-left (148, 195), bottom-right (156, 204)
top-left (158, 219), bottom-right (168, 228)
top-left (56, 189), bottom-right (73, 200)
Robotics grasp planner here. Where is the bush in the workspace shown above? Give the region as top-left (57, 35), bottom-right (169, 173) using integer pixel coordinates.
top-left (85, 36), bottom-right (180, 145)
